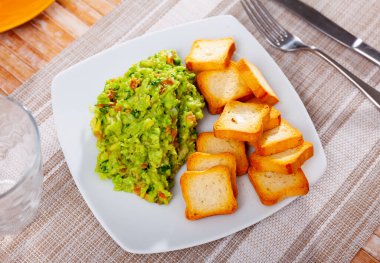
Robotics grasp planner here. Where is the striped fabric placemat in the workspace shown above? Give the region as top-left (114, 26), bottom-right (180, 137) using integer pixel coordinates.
top-left (2, 0), bottom-right (380, 262)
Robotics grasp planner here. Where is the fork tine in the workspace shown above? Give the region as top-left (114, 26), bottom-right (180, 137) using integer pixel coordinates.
top-left (242, 0), bottom-right (277, 40)
top-left (241, 0), bottom-right (278, 45)
top-left (248, 0), bottom-right (286, 41)
top-left (253, 0), bottom-right (288, 37)
top-left (243, 0), bottom-right (286, 46)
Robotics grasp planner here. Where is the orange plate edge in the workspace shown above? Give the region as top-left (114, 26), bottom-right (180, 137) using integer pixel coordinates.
top-left (0, 0), bottom-right (55, 33)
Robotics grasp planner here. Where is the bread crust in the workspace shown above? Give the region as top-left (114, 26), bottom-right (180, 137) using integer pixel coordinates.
top-left (265, 107), bottom-right (281, 131)
top-left (254, 119), bottom-right (303, 156)
top-left (249, 141), bottom-right (314, 174)
top-left (246, 98), bottom-right (281, 131)
top-left (185, 38), bottom-right (236, 72)
top-left (237, 59), bottom-right (279, 105)
top-left (213, 100), bottom-right (270, 143)
top-left (180, 166), bottom-right (238, 220)
top-left (248, 167), bottom-right (309, 206)
top-left (187, 152), bottom-right (238, 197)
top-left (196, 62), bottom-right (253, 114)
top-left (196, 132), bottom-right (248, 175)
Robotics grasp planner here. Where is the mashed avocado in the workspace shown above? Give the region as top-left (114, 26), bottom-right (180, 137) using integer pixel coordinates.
top-left (91, 50), bottom-right (204, 204)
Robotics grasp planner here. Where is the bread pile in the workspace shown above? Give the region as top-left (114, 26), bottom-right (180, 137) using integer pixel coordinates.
top-left (181, 38), bottom-right (314, 220)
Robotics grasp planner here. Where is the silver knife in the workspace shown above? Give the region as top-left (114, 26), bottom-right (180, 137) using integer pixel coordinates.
top-left (273, 0), bottom-right (380, 66)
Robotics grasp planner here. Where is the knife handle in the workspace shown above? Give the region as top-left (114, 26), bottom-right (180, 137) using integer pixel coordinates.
top-left (311, 48), bottom-right (380, 109)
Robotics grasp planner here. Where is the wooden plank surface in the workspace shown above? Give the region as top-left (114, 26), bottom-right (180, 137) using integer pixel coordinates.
top-left (0, 1), bottom-right (379, 263)
top-left (352, 249), bottom-right (380, 263)
top-left (364, 235), bottom-right (380, 261)
top-left (0, 0), bottom-right (120, 94)
top-left (375, 225), bottom-right (380, 237)
top-left (0, 66), bottom-right (21, 95)
top-left (81, 0), bottom-right (116, 16)
top-left (56, 0), bottom-right (103, 26)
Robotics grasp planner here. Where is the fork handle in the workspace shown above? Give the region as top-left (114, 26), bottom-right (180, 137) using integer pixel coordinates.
top-left (310, 48), bottom-right (380, 109)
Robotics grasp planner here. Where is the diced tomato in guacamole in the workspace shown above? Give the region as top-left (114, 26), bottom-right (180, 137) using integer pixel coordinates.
top-left (90, 50), bottom-right (204, 204)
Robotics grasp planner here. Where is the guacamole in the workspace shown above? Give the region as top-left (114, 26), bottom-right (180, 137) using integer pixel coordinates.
top-left (91, 50), bottom-right (205, 204)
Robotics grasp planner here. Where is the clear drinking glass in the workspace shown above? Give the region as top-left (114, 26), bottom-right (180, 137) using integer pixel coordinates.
top-left (0, 95), bottom-right (43, 235)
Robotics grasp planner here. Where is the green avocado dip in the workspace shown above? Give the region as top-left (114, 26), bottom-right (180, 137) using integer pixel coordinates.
top-left (90, 50), bottom-right (205, 205)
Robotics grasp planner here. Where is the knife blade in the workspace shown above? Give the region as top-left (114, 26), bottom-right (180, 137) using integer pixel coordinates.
top-left (273, 0), bottom-right (380, 66)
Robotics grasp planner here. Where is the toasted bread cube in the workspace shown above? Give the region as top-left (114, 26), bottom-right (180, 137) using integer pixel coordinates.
top-left (254, 119), bottom-right (303, 156)
top-left (248, 167), bottom-right (309, 206)
top-left (180, 166), bottom-right (238, 220)
top-left (266, 107), bottom-right (281, 131)
top-left (185, 38), bottom-right (236, 72)
top-left (187, 152), bottom-right (238, 197)
top-left (249, 141), bottom-right (314, 174)
top-left (247, 98), bottom-right (281, 131)
top-left (237, 58), bottom-right (279, 105)
top-left (197, 132), bottom-right (248, 175)
top-left (214, 100), bottom-right (270, 143)
top-left (197, 62), bottom-right (253, 114)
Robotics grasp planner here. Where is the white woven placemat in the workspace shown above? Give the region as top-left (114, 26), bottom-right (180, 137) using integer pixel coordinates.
top-left (2, 0), bottom-right (380, 262)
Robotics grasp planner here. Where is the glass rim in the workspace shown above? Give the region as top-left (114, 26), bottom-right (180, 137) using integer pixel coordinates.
top-left (0, 95), bottom-right (42, 199)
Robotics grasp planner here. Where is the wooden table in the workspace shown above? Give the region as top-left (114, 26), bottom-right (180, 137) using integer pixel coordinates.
top-left (0, 1), bottom-right (379, 262)
top-left (0, 0), bottom-right (120, 95)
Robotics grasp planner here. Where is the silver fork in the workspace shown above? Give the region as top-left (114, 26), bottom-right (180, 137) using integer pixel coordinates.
top-left (241, 0), bottom-right (380, 109)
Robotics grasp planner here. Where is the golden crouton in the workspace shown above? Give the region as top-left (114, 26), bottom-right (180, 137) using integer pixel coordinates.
top-left (247, 98), bottom-right (281, 131)
top-left (254, 119), bottom-right (303, 156)
top-left (187, 152), bottom-right (238, 197)
top-left (196, 62), bottom-right (253, 114)
top-left (249, 141), bottom-right (314, 174)
top-left (248, 167), bottom-right (309, 206)
top-left (266, 106), bottom-right (281, 131)
top-left (180, 166), bottom-right (238, 220)
top-left (185, 38), bottom-right (236, 72)
top-left (196, 132), bottom-right (248, 175)
top-left (214, 100), bottom-right (270, 143)
top-left (237, 58), bottom-right (279, 105)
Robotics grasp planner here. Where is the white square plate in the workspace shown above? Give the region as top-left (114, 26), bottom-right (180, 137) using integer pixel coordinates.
top-left (51, 15), bottom-right (327, 254)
